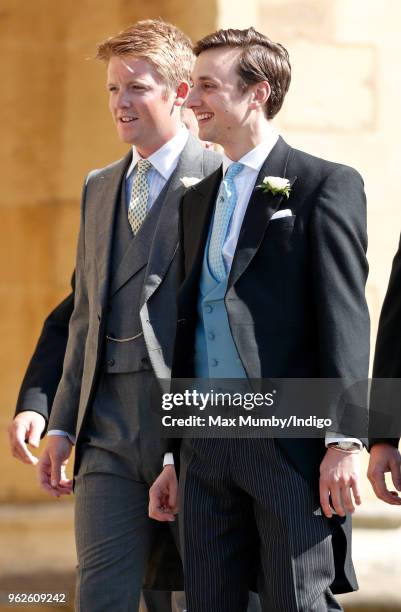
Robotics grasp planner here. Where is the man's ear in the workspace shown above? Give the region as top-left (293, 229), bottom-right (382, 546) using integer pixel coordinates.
top-left (174, 81), bottom-right (191, 107)
top-left (249, 80), bottom-right (271, 110)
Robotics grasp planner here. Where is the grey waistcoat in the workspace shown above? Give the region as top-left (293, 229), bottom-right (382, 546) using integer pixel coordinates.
top-left (104, 179), bottom-right (168, 373)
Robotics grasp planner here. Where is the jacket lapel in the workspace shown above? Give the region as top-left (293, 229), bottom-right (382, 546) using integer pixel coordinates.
top-left (141, 135), bottom-right (214, 305)
top-left (95, 151), bottom-right (132, 308)
top-left (227, 137), bottom-right (296, 289)
top-left (182, 167), bottom-right (223, 279)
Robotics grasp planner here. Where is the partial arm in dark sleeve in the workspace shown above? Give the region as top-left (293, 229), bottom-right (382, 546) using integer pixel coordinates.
top-left (14, 274), bottom-right (75, 425)
top-left (311, 165), bottom-right (370, 442)
top-left (370, 235), bottom-right (401, 448)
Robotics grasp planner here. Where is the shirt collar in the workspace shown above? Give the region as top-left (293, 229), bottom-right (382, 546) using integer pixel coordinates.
top-left (222, 125), bottom-right (279, 175)
top-left (127, 126), bottom-right (189, 180)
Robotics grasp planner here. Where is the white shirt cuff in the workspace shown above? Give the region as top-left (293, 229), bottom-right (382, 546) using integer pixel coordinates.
top-left (325, 433), bottom-right (362, 449)
top-left (163, 452), bottom-right (175, 467)
top-left (47, 429), bottom-right (76, 445)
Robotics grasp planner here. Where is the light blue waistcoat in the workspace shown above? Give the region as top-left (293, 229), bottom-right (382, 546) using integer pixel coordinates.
top-left (194, 226), bottom-right (247, 379)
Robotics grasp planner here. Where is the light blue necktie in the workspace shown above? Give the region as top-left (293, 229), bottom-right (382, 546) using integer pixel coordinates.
top-left (208, 162), bottom-right (244, 281)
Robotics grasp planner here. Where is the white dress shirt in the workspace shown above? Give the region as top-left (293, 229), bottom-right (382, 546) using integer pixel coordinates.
top-left (221, 128), bottom-right (279, 271)
top-left (125, 125), bottom-right (189, 207)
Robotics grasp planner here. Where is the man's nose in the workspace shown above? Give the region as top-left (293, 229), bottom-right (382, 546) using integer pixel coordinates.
top-left (115, 91), bottom-right (131, 108)
top-left (187, 87), bottom-right (201, 108)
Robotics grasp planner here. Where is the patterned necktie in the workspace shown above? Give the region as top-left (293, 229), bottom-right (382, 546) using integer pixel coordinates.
top-left (128, 159), bottom-right (153, 235)
top-left (208, 162), bottom-right (244, 281)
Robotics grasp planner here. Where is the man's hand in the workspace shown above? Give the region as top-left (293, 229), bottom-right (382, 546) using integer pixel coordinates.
top-left (8, 411), bottom-right (46, 465)
top-left (38, 436), bottom-right (73, 497)
top-left (149, 465), bottom-right (178, 522)
top-left (367, 443), bottom-right (401, 505)
top-left (319, 448), bottom-right (361, 518)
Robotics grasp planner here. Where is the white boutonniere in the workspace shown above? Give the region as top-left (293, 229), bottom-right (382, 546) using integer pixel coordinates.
top-left (258, 176), bottom-right (291, 199)
top-left (180, 176), bottom-right (202, 188)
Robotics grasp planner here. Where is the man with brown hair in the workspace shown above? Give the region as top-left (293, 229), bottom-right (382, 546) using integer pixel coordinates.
top-left (150, 27), bottom-right (369, 611)
top-left (37, 20), bottom-right (220, 611)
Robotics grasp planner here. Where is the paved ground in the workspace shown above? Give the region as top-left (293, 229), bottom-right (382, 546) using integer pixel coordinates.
top-left (1, 453), bottom-right (400, 611)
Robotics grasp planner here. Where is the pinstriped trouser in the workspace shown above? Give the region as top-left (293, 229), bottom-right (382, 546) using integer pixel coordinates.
top-left (180, 438), bottom-right (343, 612)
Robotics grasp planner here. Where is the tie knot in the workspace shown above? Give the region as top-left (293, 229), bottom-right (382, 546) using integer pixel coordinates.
top-left (136, 159), bottom-right (153, 175)
top-left (224, 162), bottom-right (244, 182)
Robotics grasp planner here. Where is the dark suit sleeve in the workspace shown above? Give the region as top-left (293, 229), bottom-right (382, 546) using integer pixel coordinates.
top-left (311, 165), bottom-right (370, 441)
top-left (14, 278), bottom-right (75, 425)
top-left (369, 235), bottom-right (401, 448)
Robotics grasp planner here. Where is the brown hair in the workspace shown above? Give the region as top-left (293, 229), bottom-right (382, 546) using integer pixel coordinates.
top-left (194, 27), bottom-right (291, 119)
top-left (96, 20), bottom-right (194, 90)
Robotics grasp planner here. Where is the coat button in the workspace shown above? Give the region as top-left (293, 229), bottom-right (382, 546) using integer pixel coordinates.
top-left (141, 357), bottom-right (149, 366)
top-left (211, 358), bottom-right (218, 367)
top-left (108, 359), bottom-right (115, 367)
top-left (208, 332), bottom-right (215, 340)
top-left (205, 305), bottom-right (213, 314)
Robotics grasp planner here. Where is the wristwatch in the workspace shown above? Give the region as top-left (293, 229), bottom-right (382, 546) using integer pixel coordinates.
top-left (328, 441), bottom-right (361, 452)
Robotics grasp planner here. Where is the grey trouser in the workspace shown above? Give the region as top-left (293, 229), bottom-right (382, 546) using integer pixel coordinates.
top-left (74, 448), bottom-right (184, 612)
